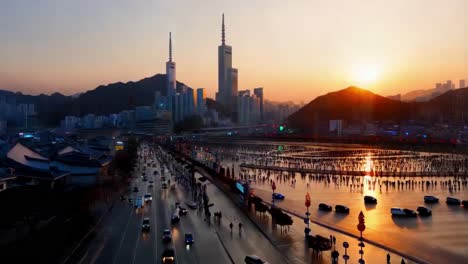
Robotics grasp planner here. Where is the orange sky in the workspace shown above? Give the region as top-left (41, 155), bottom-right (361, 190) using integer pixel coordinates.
top-left (1, 0), bottom-right (467, 103)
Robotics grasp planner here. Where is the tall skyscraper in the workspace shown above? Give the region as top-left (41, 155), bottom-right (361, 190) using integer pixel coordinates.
top-left (217, 14), bottom-right (237, 115)
top-left (253, 87), bottom-right (264, 121)
top-left (166, 32), bottom-right (176, 97)
top-left (460, 79), bottom-right (466, 89)
top-left (196, 88), bottom-right (206, 115)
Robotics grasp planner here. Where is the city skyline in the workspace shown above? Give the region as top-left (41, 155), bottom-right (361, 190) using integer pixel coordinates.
top-left (1, 0), bottom-right (467, 103)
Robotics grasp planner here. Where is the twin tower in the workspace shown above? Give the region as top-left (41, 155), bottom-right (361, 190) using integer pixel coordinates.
top-left (165, 14), bottom-right (238, 117)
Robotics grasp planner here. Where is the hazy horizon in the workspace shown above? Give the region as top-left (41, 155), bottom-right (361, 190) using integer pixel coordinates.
top-left (1, 0), bottom-right (467, 102)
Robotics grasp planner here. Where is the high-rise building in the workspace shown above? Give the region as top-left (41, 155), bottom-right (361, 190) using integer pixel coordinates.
top-left (447, 80), bottom-right (453, 91)
top-left (460, 79), bottom-right (466, 89)
top-left (253, 87), bottom-right (264, 122)
top-left (196, 88), bottom-right (206, 115)
top-left (166, 32), bottom-right (176, 97)
top-left (217, 14), bottom-right (237, 115)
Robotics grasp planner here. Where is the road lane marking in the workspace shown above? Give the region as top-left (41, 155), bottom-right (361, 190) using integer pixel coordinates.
top-left (112, 197), bottom-right (134, 264)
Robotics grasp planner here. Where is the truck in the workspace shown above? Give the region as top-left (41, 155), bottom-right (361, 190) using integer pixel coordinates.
top-left (134, 196), bottom-right (144, 209)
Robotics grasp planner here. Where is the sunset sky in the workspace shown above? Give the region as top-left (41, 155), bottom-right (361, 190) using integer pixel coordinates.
top-left (1, 0), bottom-right (467, 103)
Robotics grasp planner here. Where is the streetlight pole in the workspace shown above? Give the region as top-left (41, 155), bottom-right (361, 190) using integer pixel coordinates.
top-left (357, 211), bottom-right (366, 264)
top-left (304, 192), bottom-right (311, 236)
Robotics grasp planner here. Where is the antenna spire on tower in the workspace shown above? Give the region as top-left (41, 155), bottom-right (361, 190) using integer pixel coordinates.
top-left (222, 13), bottom-right (225, 45)
top-left (169, 32), bottom-right (172, 62)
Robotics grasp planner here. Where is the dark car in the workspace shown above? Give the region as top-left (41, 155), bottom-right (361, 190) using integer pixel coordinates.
top-left (141, 218), bottom-right (150, 232)
top-left (133, 187), bottom-right (139, 192)
top-left (185, 233), bottom-right (194, 245)
top-left (171, 215), bottom-right (180, 224)
top-left (364, 196), bottom-right (377, 204)
top-left (244, 255), bottom-right (269, 264)
top-left (318, 203), bottom-right (332, 211)
top-left (162, 248), bottom-right (175, 264)
top-left (120, 195), bottom-right (126, 201)
top-left (417, 206), bottom-right (432, 216)
top-left (403, 209), bottom-right (417, 217)
top-left (162, 229), bottom-right (172, 243)
top-left (272, 193), bottom-right (285, 200)
top-left (335, 205), bottom-right (350, 214)
top-left (162, 183), bottom-right (168, 189)
top-left (178, 207), bottom-right (188, 216)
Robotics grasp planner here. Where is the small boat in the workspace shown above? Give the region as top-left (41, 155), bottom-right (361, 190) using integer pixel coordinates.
top-left (391, 207), bottom-right (406, 216)
top-left (335, 205), bottom-right (350, 214)
top-left (424, 196), bottom-right (439, 203)
top-left (462, 200), bottom-right (468, 208)
top-left (446, 197), bottom-right (461, 205)
top-left (364, 196), bottom-right (377, 204)
top-left (318, 203), bottom-right (332, 211)
top-left (403, 208), bottom-right (417, 217)
top-left (417, 206), bottom-right (432, 216)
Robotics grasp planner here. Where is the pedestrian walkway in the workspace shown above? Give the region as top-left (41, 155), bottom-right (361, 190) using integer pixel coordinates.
top-left (188, 157), bottom-right (418, 264)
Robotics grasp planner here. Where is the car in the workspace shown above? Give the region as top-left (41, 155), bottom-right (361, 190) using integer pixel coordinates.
top-left (162, 229), bottom-right (172, 243)
top-left (141, 218), bottom-right (150, 231)
top-left (178, 207), bottom-right (188, 216)
top-left (148, 184), bottom-right (154, 188)
top-left (133, 187), bottom-right (139, 192)
top-left (120, 195), bottom-right (126, 201)
top-left (272, 193), bottom-right (285, 200)
top-left (185, 233), bottom-right (194, 245)
top-left (185, 201), bottom-right (198, 209)
top-left (244, 255), bottom-right (269, 264)
top-left (144, 193), bottom-right (152, 202)
top-left (149, 180), bottom-right (154, 184)
top-left (417, 206), bottom-right (432, 216)
top-left (364, 196), bottom-right (377, 204)
top-left (318, 203), bottom-right (332, 211)
top-left (171, 215), bottom-right (180, 224)
top-left (162, 182), bottom-right (168, 189)
top-left (142, 177), bottom-right (147, 182)
top-left (161, 248), bottom-right (175, 264)
top-left (335, 205), bottom-right (350, 214)
top-left (161, 176), bottom-right (166, 182)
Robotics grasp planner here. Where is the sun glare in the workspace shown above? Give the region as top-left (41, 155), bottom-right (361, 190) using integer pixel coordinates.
top-left (356, 67), bottom-right (379, 83)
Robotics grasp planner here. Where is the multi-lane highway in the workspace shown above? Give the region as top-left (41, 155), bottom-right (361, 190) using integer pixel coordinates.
top-left (71, 144), bottom-right (285, 264)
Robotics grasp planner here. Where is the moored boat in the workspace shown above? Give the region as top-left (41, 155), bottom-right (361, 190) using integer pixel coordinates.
top-left (391, 207), bottom-right (406, 216)
top-left (424, 195), bottom-right (439, 203)
top-left (446, 197), bottom-right (461, 205)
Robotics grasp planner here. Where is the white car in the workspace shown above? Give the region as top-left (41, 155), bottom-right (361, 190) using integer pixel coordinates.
top-left (144, 193), bottom-right (152, 202)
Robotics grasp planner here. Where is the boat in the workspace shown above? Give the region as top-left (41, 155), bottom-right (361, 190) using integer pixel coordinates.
top-left (335, 205), bottom-right (350, 214)
top-left (446, 197), bottom-right (461, 205)
top-left (403, 208), bottom-right (417, 217)
top-left (424, 195), bottom-right (439, 203)
top-left (417, 206), bottom-right (432, 216)
top-left (364, 196), bottom-right (377, 204)
top-left (318, 203), bottom-right (332, 211)
top-left (391, 207), bottom-right (406, 216)
top-left (462, 200), bottom-right (468, 208)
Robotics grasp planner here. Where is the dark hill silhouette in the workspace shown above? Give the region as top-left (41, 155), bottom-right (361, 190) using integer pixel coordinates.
top-left (287, 87), bottom-right (409, 131)
top-left (0, 74), bottom-right (188, 126)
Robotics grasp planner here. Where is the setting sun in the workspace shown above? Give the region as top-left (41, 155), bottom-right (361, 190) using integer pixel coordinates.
top-left (354, 65), bottom-right (381, 85)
